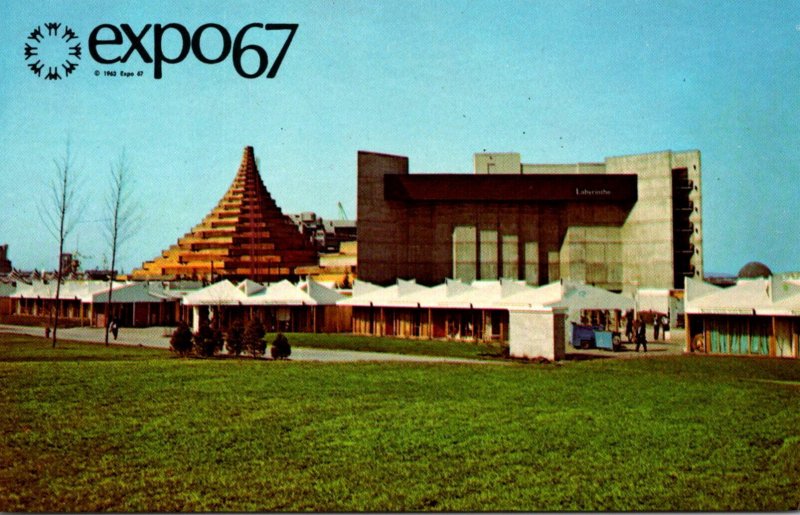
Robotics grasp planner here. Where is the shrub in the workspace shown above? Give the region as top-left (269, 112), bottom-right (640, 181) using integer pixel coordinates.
top-left (170, 322), bottom-right (193, 357)
top-left (194, 322), bottom-right (223, 358)
top-left (243, 319), bottom-right (266, 358)
top-left (225, 320), bottom-right (245, 356)
top-left (270, 332), bottom-right (291, 359)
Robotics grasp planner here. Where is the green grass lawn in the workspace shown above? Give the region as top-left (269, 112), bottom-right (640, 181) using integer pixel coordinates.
top-left (267, 332), bottom-right (508, 360)
top-left (1, 333), bottom-right (799, 512)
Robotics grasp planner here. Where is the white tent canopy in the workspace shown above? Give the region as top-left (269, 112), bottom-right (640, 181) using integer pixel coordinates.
top-left (182, 278), bottom-right (343, 307)
top-left (685, 276), bottom-right (800, 316)
top-left (341, 278), bottom-right (635, 319)
top-left (11, 280), bottom-right (131, 303)
top-left (498, 280), bottom-right (634, 321)
top-left (182, 280), bottom-right (246, 306)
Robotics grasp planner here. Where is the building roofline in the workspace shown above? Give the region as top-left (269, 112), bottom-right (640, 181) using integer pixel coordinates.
top-left (357, 150), bottom-right (409, 160)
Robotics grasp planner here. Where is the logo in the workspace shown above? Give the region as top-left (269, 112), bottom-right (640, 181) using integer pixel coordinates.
top-left (24, 23), bottom-right (82, 80)
top-left (23, 20), bottom-right (297, 80)
top-left (87, 23), bottom-right (298, 79)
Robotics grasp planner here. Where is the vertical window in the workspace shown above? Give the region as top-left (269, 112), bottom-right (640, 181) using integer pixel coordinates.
top-left (548, 251), bottom-right (560, 282)
top-left (524, 241), bottom-right (538, 284)
top-left (453, 225), bottom-right (477, 282)
top-left (502, 234), bottom-right (518, 279)
top-left (480, 230), bottom-right (498, 279)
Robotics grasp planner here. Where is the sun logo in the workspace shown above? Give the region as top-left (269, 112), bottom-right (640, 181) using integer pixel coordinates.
top-left (24, 23), bottom-right (82, 80)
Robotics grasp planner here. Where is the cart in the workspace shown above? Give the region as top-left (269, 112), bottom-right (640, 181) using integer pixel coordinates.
top-left (570, 323), bottom-right (622, 351)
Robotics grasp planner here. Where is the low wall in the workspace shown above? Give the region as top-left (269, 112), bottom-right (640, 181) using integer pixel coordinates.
top-left (508, 307), bottom-right (566, 361)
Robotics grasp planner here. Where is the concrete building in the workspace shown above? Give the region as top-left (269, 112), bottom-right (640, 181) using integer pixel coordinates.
top-left (0, 244), bottom-right (12, 275)
top-left (357, 149), bottom-right (702, 293)
top-left (287, 211), bottom-right (357, 253)
top-left (295, 241), bottom-right (357, 288)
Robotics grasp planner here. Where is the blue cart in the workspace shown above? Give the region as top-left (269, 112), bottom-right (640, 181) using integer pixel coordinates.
top-left (571, 323), bottom-right (622, 351)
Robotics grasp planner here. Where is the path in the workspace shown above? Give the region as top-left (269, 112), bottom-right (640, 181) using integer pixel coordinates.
top-left (0, 324), bottom-right (498, 364)
top-left (1, 324), bottom-right (687, 363)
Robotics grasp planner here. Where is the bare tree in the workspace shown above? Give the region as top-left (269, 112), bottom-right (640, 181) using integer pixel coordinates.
top-left (103, 150), bottom-right (138, 345)
top-left (38, 141), bottom-right (81, 348)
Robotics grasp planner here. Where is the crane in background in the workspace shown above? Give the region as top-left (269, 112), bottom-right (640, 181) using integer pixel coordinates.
top-left (337, 202), bottom-right (350, 221)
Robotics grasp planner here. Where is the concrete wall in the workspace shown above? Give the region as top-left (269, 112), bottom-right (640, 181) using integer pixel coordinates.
top-left (357, 151), bottom-right (410, 284)
top-left (605, 150), bottom-right (703, 293)
top-left (475, 153), bottom-right (605, 175)
top-left (606, 151), bottom-right (674, 292)
top-left (509, 308), bottom-right (566, 361)
top-left (521, 163), bottom-right (606, 175)
top-left (559, 226), bottom-right (622, 290)
top-left (672, 150), bottom-right (703, 283)
top-left (474, 152), bottom-right (521, 174)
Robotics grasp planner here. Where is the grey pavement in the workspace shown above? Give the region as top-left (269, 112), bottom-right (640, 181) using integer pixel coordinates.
top-left (0, 324), bottom-right (687, 363)
top-left (564, 327), bottom-right (687, 359)
top-left (0, 324), bottom-right (499, 364)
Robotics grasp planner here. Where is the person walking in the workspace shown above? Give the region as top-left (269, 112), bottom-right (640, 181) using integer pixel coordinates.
top-left (636, 317), bottom-right (648, 352)
top-left (110, 318), bottom-right (119, 340)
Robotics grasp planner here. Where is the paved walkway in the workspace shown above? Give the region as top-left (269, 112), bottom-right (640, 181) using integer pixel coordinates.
top-left (0, 324), bottom-right (497, 365)
top-left (1, 324), bottom-right (687, 363)
top-left (564, 328), bottom-right (686, 359)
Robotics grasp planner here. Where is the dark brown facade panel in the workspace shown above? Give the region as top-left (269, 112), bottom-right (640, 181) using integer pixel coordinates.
top-left (384, 174), bottom-right (638, 203)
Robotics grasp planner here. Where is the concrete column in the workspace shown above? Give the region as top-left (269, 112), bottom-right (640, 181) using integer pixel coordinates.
top-left (509, 307), bottom-right (567, 361)
top-left (192, 306), bottom-right (200, 333)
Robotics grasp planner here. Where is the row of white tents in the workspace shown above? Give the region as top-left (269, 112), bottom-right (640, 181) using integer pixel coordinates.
top-left (182, 278), bottom-right (344, 307)
top-left (7, 276), bottom-right (638, 328)
top-left (338, 277), bottom-right (635, 323)
top-left (6, 276), bottom-right (638, 358)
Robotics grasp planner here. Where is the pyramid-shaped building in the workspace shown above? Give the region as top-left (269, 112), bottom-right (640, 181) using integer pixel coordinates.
top-left (131, 146), bottom-right (317, 282)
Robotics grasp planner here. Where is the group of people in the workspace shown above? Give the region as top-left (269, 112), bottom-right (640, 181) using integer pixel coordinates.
top-left (623, 311), bottom-right (671, 353)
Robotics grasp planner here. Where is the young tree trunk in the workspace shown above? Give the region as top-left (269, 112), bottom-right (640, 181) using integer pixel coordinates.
top-left (44, 144), bottom-right (77, 349)
top-left (103, 150), bottom-right (137, 344)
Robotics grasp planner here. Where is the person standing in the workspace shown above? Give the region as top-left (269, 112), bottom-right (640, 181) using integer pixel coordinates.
top-left (625, 310), bottom-right (633, 343)
top-left (661, 313), bottom-right (670, 341)
top-left (653, 315), bottom-right (660, 341)
top-left (636, 317), bottom-right (648, 352)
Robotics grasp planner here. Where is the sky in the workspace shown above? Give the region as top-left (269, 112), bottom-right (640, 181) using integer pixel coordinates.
top-left (0, 0), bottom-right (798, 276)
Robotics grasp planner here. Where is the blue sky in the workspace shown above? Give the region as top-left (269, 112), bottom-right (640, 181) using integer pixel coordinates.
top-left (1, 1), bottom-right (798, 275)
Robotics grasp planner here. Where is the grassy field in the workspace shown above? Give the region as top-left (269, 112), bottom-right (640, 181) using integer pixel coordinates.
top-left (265, 332), bottom-right (508, 360)
top-left (1, 334), bottom-right (799, 512)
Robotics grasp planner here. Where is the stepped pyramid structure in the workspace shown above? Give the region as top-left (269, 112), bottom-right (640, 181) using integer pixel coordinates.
top-left (131, 146), bottom-right (317, 282)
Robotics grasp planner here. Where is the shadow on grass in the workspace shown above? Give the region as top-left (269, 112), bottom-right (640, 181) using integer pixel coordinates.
top-left (564, 352), bottom-right (614, 361)
top-left (0, 355), bottom-right (167, 363)
top-left (0, 334), bottom-right (168, 363)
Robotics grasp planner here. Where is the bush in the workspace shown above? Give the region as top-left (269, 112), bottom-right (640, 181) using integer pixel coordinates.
top-left (270, 332), bottom-right (291, 359)
top-left (243, 319), bottom-right (266, 358)
top-left (225, 320), bottom-right (245, 356)
top-left (169, 322), bottom-right (193, 357)
top-left (194, 322), bottom-right (223, 358)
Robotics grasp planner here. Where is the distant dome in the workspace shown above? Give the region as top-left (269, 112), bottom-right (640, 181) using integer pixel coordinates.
top-left (738, 262), bottom-right (772, 279)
